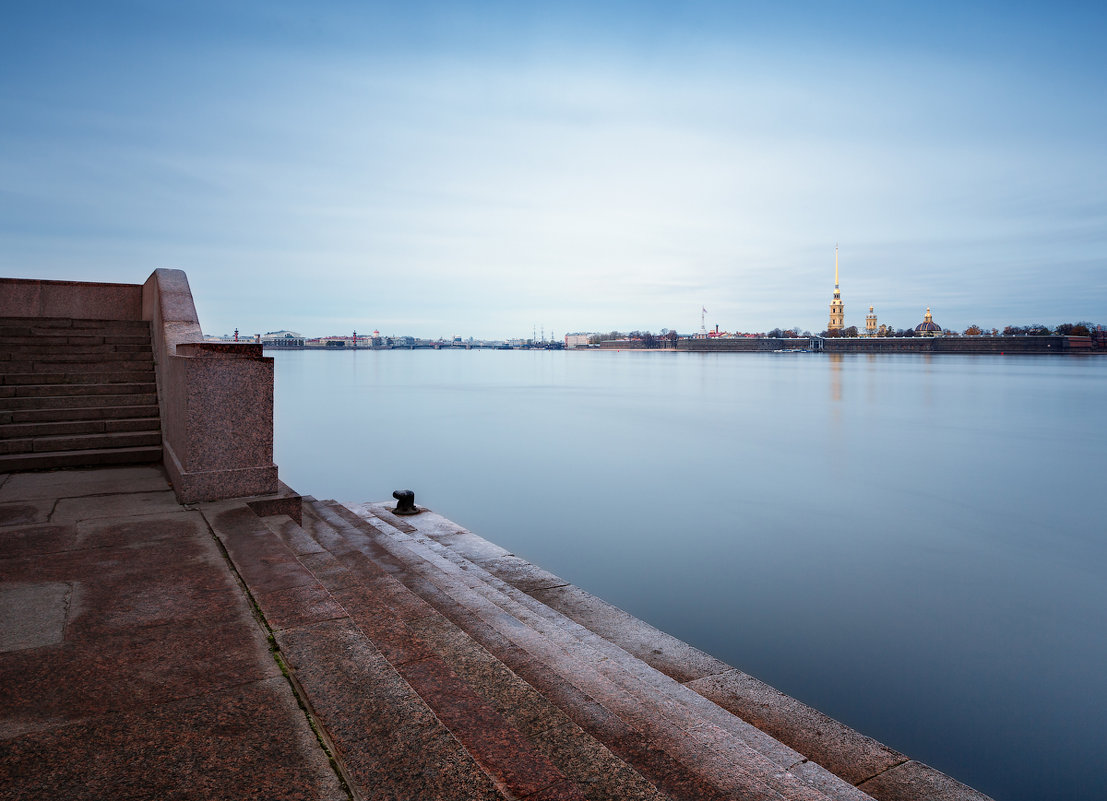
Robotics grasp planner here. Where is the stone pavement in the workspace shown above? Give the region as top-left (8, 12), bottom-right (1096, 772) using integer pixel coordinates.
top-left (0, 465), bottom-right (993, 801)
top-left (0, 466), bottom-right (344, 800)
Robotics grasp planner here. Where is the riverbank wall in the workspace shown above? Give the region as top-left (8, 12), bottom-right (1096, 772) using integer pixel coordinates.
top-left (597, 335), bottom-right (1096, 354)
top-left (820, 335), bottom-right (1079, 354)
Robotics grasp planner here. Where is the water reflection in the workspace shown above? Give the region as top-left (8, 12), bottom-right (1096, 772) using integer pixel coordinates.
top-left (827, 353), bottom-right (844, 404)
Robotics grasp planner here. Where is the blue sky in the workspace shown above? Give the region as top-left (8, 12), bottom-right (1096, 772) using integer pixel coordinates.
top-left (2, 1), bottom-right (1104, 338)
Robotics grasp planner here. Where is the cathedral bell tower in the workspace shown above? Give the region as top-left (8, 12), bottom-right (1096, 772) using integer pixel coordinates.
top-left (828, 244), bottom-right (844, 332)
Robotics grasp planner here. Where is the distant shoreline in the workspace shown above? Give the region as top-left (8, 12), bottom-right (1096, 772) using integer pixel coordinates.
top-left (260, 334), bottom-right (1101, 355)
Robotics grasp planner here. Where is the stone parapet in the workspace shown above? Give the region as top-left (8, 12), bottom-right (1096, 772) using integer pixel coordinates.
top-left (0, 278), bottom-right (142, 320)
top-left (142, 269), bottom-right (277, 502)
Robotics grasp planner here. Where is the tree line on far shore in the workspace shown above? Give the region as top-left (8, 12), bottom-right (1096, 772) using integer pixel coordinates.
top-left (589, 330), bottom-right (681, 347)
top-left (824, 321), bottom-right (1099, 338)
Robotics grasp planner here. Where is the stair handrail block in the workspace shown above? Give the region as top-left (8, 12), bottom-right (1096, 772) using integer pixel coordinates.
top-left (143, 268), bottom-right (278, 503)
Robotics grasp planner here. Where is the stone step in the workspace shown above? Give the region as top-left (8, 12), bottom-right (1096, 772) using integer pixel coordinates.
top-left (0, 444), bottom-right (162, 472)
top-left (0, 317), bottom-right (161, 474)
top-left (0, 360), bottom-right (154, 376)
top-left (0, 392), bottom-right (157, 411)
top-left (352, 510), bottom-right (990, 801)
top-left (309, 500), bottom-right (867, 801)
top-left (1, 404), bottom-right (160, 425)
top-left (464, 558), bottom-right (913, 793)
top-left (289, 505), bottom-right (663, 801)
top-left (309, 502), bottom-right (791, 801)
top-left (0, 417), bottom-right (160, 440)
top-left (0, 334), bottom-right (150, 348)
top-left (2, 381), bottom-right (156, 398)
top-left (0, 429), bottom-right (162, 455)
top-left (0, 342), bottom-right (152, 356)
top-left (0, 351), bottom-right (153, 364)
top-left (201, 503), bottom-right (513, 801)
top-left (0, 318), bottom-right (151, 337)
top-left (1, 370), bottom-right (155, 387)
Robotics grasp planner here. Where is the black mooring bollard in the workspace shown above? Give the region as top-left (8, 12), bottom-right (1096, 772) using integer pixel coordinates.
top-left (392, 489), bottom-right (420, 515)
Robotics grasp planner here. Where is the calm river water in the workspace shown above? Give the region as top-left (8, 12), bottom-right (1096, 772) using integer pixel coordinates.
top-left (271, 349), bottom-right (1106, 801)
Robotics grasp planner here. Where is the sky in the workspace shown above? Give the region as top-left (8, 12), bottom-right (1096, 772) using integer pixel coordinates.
top-left (2, 1), bottom-right (1105, 339)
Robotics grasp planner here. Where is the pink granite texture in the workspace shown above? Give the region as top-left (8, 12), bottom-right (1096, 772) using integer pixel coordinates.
top-left (142, 269), bottom-right (278, 503)
top-left (0, 278), bottom-right (143, 321)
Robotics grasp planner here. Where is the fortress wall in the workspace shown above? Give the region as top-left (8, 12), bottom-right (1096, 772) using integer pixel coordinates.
top-left (678, 337), bottom-right (804, 352)
top-left (821, 336), bottom-right (1069, 353)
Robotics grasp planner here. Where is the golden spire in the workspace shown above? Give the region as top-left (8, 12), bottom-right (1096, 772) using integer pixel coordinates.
top-left (828, 244), bottom-right (844, 331)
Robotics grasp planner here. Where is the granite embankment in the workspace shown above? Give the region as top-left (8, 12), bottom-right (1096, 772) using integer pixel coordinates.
top-left (599, 335), bottom-right (1096, 353)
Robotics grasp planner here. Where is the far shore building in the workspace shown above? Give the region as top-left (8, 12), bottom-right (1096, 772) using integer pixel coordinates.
top-left (828, 244), bottom-right (844, 332)
top-left (261, 330), bottom-right (305, 347)
top-left (865, 305), bottom-right (877, 336)
top-left (564, 333), bottom-right (593, 349)
top-left (915, 308), bottom-right (943, 336)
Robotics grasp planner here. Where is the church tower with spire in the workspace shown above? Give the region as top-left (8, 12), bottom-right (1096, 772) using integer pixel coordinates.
top-left (828, 244), bottom-right (844, 332)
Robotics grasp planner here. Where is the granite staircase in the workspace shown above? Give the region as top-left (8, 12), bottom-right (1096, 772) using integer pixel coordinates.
top-left (0, 317), bottom-right (162, 472)
top-left (207, 496), bottom-right (882, 801)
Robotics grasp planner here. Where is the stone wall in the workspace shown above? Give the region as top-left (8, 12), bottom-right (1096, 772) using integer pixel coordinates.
top-left (820, 336), bottom-right (1070, 353)
top-left (143, 269), bottom-right (278, 502)
top-left (597, 338), bottom-right (810, 352)
top-left (0, 278), bottom-right (142, 320)
top-left (679, 338), bottom-right (811, 352)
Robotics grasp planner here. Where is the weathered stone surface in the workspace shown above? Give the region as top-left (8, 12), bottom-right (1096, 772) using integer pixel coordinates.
top-left (255, 582), bottom-right (345, 632)
top-left (481, 553), bottom-right (569, 592)
top-left (528, 583), bottom-right (731, 684)
top-left (0, 465), bottom-right (167, 501)
top-left (0, 500), bottom-right (51, 526)
top-left (858, 760), bottom-right (995, 801)
top-left (0, 445), bottom-right (162, 472)
top-left (51, 490), bottom-right (183, 522)
top-left (0, 522), bottom-right (76, 557)
top-left (0, 582), bottom-right (70, 653)
top-left (398, 655), bottom-right (583, 800)
top-left (686, 668), bottom-right (906, 787)
top-left (277, 618), bottom-right (506, 801)
top-left (207, 505), bottom-right (319, 593)
top-left (0, 280), bottom-right (143, 321)
top-left (0, 465), bottom-right (346, 801)
top-left (0, 677), bottom-right (346, 801)
top-left (350, 501), bottom-right (418, 533)
top-left (790, 760), bottom-right (876, 801)
top-left (262, 514), bottom-right (323, 555)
